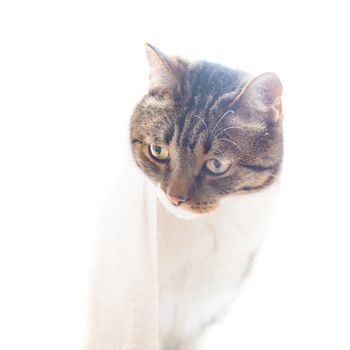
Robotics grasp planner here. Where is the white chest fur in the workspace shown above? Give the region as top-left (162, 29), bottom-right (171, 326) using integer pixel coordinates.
top-left (156, 182), bottom-right (279, 349)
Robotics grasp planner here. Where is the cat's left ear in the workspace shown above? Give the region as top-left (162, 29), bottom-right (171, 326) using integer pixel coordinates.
top-left (144, 43), bottom-right (185, 94)
top-left (234, 73), bottom-right (283, 123)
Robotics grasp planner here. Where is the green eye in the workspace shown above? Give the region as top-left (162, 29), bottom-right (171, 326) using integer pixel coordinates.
top-left (205, 158), bottom-right (230, 175)
top-left (149, 145), bottom-right (169, 161)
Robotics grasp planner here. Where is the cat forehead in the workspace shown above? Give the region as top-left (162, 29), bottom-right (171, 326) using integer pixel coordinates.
top-left (144, 129), bottom-right (238, 162)
top-left (140, 106), bottom-right (245, 154)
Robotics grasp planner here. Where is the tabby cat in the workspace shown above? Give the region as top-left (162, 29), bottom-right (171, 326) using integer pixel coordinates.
top-left (130, 44), bottom-right (283, 350)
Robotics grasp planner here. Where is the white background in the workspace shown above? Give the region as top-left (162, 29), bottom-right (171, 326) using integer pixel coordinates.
top-left (1, 0), bottom-right (349, 349)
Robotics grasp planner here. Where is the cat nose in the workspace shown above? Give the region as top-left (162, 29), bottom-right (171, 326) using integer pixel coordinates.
top-left (166, 194), bottom-right (188, 206)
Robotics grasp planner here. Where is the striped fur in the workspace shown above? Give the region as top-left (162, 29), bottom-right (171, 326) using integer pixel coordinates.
top-left (130, 45), bottom-right (283, 214)
top-left (129, 45), bottom-right (284, 349)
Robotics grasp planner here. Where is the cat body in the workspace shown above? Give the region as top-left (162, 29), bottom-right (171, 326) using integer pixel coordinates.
top-left (130, 44), bottom-right (283, 349)
top-left (157, 182), bottom-right (279, 349)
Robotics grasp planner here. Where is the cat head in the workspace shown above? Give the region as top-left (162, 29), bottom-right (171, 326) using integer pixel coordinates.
top-left (130, 44), bottom-right (283, 218)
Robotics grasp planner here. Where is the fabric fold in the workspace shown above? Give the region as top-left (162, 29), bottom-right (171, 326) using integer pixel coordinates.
top-left (86, 174), bottom-right (159, 350)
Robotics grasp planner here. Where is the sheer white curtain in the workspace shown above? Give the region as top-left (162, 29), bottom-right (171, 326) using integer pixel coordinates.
top-left (86, 174), bottom-right (159, 350)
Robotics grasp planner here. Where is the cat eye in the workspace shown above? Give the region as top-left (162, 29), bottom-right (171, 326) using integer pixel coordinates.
top-left (205, 158), bottom-right (231, 175)
top-left (149, 145), bottom-right (170, 161)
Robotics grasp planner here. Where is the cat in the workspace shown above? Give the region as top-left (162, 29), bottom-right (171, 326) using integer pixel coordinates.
top-left (130, 44), bottom-right (283, 350)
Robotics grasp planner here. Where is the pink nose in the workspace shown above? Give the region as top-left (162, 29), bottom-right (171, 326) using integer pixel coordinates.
top-left (166, 194), bottom-right (187, 206)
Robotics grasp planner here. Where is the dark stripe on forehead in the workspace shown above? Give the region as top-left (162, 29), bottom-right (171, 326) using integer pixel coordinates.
top-left (176, 63), bottom-right (244, 148)
top-left (180, 74), bottom-right (209, 142)
top-left (164, 128), bottom-right (174, 144)
top-left (187, 71), bottom-right (238, 144)
top-left (176, 112), bottom-right (187, 142)
top-left (204, 135), bottom-right (213, 153)
top-left (203, 91), bottom-right (222, 119)
top-left (180, 75), bottom-right (223, 146)
top-left (200, 89), bottom-right (228, 138)
top-left (177, 68), bottom-right (203, 138)
top-left (180, 115), bottom-right (200, 148)
top-left (190, 102), bottom-right (220, 149)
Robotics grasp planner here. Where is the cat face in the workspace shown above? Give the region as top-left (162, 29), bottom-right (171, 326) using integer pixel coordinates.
top-left (130, 44), bottom-right (283, 217)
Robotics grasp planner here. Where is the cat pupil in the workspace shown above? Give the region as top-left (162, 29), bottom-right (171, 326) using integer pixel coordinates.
top-left (155, 146), bottom-right (161, 154)
top-left (214, 159), bottom-right (221, 169)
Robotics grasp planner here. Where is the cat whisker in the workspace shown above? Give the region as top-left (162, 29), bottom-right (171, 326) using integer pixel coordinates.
top-left (194, 115), bottom-right (208, 131)
top-left (158, 106), bottom-right (173, 129)
top-left (214, 138), bottom-right (242, 150)
top-left (149, 109), bottom-right (167, 127)
top-left (215, 125), bottom-right (243, 137)
top-left (149, 109), bottom-right (172, 133)
top-left (138, 124), bottom-right (165, 133)
top-left (212, 110), bottom-right (235, 134)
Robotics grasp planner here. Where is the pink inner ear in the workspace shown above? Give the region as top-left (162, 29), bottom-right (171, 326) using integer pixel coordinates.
top-left (272, 96), bottom-right (283, 122)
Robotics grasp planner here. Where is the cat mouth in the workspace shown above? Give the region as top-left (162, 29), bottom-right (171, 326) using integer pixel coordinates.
top-left (169, 200), bottom-right (218, 218)
top-left (164, 189), bottom-right (218, 214)
top-left (186, 201), bottom-right (218, 214)
top-left (155, 185), bottom-right (218, 218)
top-left (169, 200), bottom-right (219, 215)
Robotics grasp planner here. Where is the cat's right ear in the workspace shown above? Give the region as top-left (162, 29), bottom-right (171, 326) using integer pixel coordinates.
top-left (233, 73), bottom-right (283, 123)
top-left (144, 44), bottom-right (182, 94)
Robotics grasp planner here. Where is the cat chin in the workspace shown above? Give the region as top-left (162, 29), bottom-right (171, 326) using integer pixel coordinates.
top-left (154, 184), bottom-right (202, 220)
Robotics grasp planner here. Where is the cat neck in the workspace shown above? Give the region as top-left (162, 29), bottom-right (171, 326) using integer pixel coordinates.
top-left (155, 181), bottom-right (280, 248)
